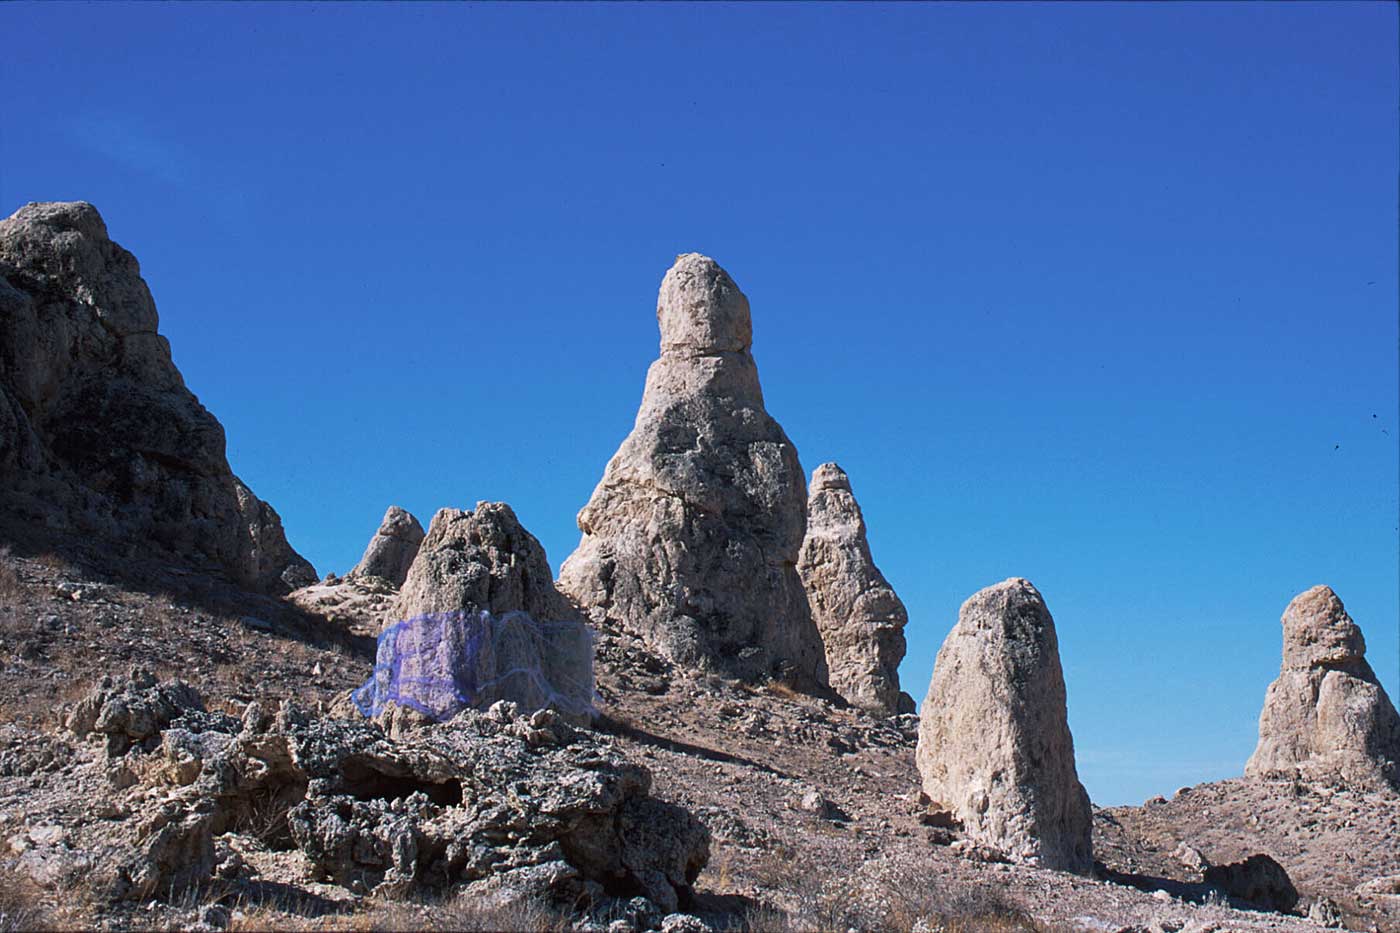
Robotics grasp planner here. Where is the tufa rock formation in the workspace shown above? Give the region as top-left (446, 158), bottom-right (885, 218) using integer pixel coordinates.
top-left (352, 505), bottom-right (425, 586)
top-left (798, 462), bottom-right (913, 714)
top-left (1245, 585), bottom-right (1400, 790)
top-left (63, 671), bottom-right (709, 910)
top-left (916, 578), bottom-right (1092, 874)
top-left (559, 254), bottom-right (826, 687)
top-left (0, 201), bottom-right (313, 593)
top-left (394, 501), bottom-right (577, 623)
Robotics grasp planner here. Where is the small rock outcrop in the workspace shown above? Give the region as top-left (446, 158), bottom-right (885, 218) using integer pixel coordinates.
top-left (1245, 585), bottom-right (1400, 790)
top-left (394, 501), bottom-right (576, 623)
top-left (797, 463), bottom-right (912, 714)
top-left (915, 578), bottom-right (1092, 874)
top-left (0, 201), bottom-right (313, 593)
top-left (352, 505), bottom-right (425, 586)
top-left (559, 254), bottom-right (826, 687)
top-left (1204, 854), bottom-right (1299, 913)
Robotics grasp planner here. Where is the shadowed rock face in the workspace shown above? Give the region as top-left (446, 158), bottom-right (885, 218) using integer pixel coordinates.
top-left (0, 201), bottom-right (313, 593)
top-left (558, 254), bottom-right (826, 688)
top-left (352, 506), bottom-right (425, 586)
top-left (798, 463), bottom-right (912, 714)
top-left (1246, 585), bottom-right (1400, 790)
top-left (916, 578), bottom-right (1092, 874)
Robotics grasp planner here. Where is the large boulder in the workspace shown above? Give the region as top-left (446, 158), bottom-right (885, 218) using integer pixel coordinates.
top-left (0, 201), bottom-right (313, 593)
top-left (915, 578), bottom-right (1092, 873)
top-left (1245, 585), bottom-right (1400, 790)
top-left (394, 502), bottom-right (576, 623)
top-left (558, 254), bottom-right (826, 688)
top-left (352, 505), bottom-right (425, 586)
top-left (797, 463), bottom-right (912, 714)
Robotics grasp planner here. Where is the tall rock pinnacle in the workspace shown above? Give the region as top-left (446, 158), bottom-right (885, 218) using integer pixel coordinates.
top-left (798, 463), bottom-right (913, 713)
top-left (559, 254), bottom-right (826, 687)
top-left (1246, 585), bottom-right (1400, 790)
top-left (916, 578), bottom-right (1092, 873)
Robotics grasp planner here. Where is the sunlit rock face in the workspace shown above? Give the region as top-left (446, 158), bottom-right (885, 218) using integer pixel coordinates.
top-left (1246, 585), bottom-right (1400, 791)
top-left (559, 253), bottom-right (826, 688)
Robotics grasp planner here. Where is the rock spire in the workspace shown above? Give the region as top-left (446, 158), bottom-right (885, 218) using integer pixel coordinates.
top-left (1245, 585), bottom-right (1400, 790)
top-left (915, 578), bottom-right (1092, 873)
top-left (558, 254), bottom-right (826, 687)
top-left (797, 463), bottom-right (912, 713)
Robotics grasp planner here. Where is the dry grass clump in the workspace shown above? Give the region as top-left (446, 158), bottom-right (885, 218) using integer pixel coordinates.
top-left (0, 864), bottom-right (58, 933)
top-left (0, 547), bottom-right (23, 602)
top-left (346, 889), bottom-right (568, 933)
top-left (747, 853), bottom-right (1051, 933)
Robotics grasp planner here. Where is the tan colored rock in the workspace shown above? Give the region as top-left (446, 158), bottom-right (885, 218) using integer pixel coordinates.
top-left (797, 463), bottom-right (912, 713)
top-left (1245, 585), bottom-right (1400, 790)
top-left (0, 201), bottom-right (313, 593)
top-left (916, 578), bottom-right (1092, 873)
top-left (394, 501), bottom-right (576, 623)
top-left (352, 506), bottom-right (425, 586)
top-left (558, 254), bottom-right (825, 687)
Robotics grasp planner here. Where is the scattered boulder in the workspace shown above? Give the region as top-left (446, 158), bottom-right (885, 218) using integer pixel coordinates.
top-left (1245, 585), bottom-right (1400, 790)
top-left (0, 201), bottom-right (314, 593)
top-left (797, 462), bottom-right (912, 713)
top-left (352, 505), bottom-right (425, 586)
top-left (559, 254), bottom-right (826, 687)
top-left (915, 578), bottom-right (1092, 873)
top-left (64, 668), bottom-right (204, 757)
top-left (395, 502), bottom-right (576, 624)
top-left (1203, 854), bottom-right (1299, 913)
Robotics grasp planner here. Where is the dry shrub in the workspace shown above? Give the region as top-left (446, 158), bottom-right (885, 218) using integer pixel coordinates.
top-left (0, 547), bottom-right (23, 602)
top-left (0, 864), bottom-right (57, 933)
top-left (354, 889), bottom-right (567, 933)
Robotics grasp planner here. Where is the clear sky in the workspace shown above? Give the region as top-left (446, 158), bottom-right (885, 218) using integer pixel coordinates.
top-left (2, 1), bottom-right (1395, 807)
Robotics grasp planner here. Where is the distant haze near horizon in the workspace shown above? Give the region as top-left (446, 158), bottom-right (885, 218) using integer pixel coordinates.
top-left (2, 1), bottom-right (1395, 807)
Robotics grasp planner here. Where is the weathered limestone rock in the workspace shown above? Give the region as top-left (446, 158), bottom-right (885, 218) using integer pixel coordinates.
top-left (352, 505), bottom-right (425, 585)
top-left (394, 501), bottom-right (576, 623)
top-left (797, 463), bottom-right (912, 713)
top-left (558, 254), bottom-right (826, 687)
top-left (0, 201), bottom-right (313, 593)
top-left (1245, 585), bottom-right (1400, 790)
top-left (66, 673), bottom-right (710, 909)
top-left (915, 578), bottom-right (1092, 873)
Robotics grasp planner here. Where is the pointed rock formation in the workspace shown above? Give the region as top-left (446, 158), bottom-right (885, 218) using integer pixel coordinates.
top-left (558, 254), bottom-right (825, 687)
top-left (352, 506), bottom-right (425, 586)
top-left (915, 578), bottom-right (1092, 874)
top-left (797, 463), bottom-right (912, 713)
top-left (0, 201), bottom-right (313, 593)
top-left (395, 502), bottom-right (576, 623)
top-left (1245, 585), bottom-right (1400, 790)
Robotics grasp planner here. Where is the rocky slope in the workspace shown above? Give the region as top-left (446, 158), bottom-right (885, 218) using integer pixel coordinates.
top-left (0, 202), bottom-right (314, 594)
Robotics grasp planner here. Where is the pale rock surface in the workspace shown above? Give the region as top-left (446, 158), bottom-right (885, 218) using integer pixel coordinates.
top-left (559, 254), bottom-right (825, 687)
top-left (352, 505), bottom-right (425, 585)
top-left (1245, 585), bottom-right (1400, 790)
top-left (0, 201), bottom-right (313, 593)
top-left (797, 462), bottom-right (912, 714)
top-left (394, 501), bottom-right (577, 623)
top-left (915, 578), bottom-right (1092, 873)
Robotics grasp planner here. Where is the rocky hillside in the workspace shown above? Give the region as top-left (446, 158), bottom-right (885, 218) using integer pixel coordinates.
top-left (1, 208), bottom-right (1397, 933)
top-left (0, 202), bottom-right (313, 595)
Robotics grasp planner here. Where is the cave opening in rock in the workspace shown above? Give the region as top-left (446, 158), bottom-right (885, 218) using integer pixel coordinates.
top-left (340, 757), bottom-right (464, 806)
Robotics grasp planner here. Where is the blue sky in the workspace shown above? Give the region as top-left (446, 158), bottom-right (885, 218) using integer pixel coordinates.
top-left (2, 1), bottom-right (1395, 807)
